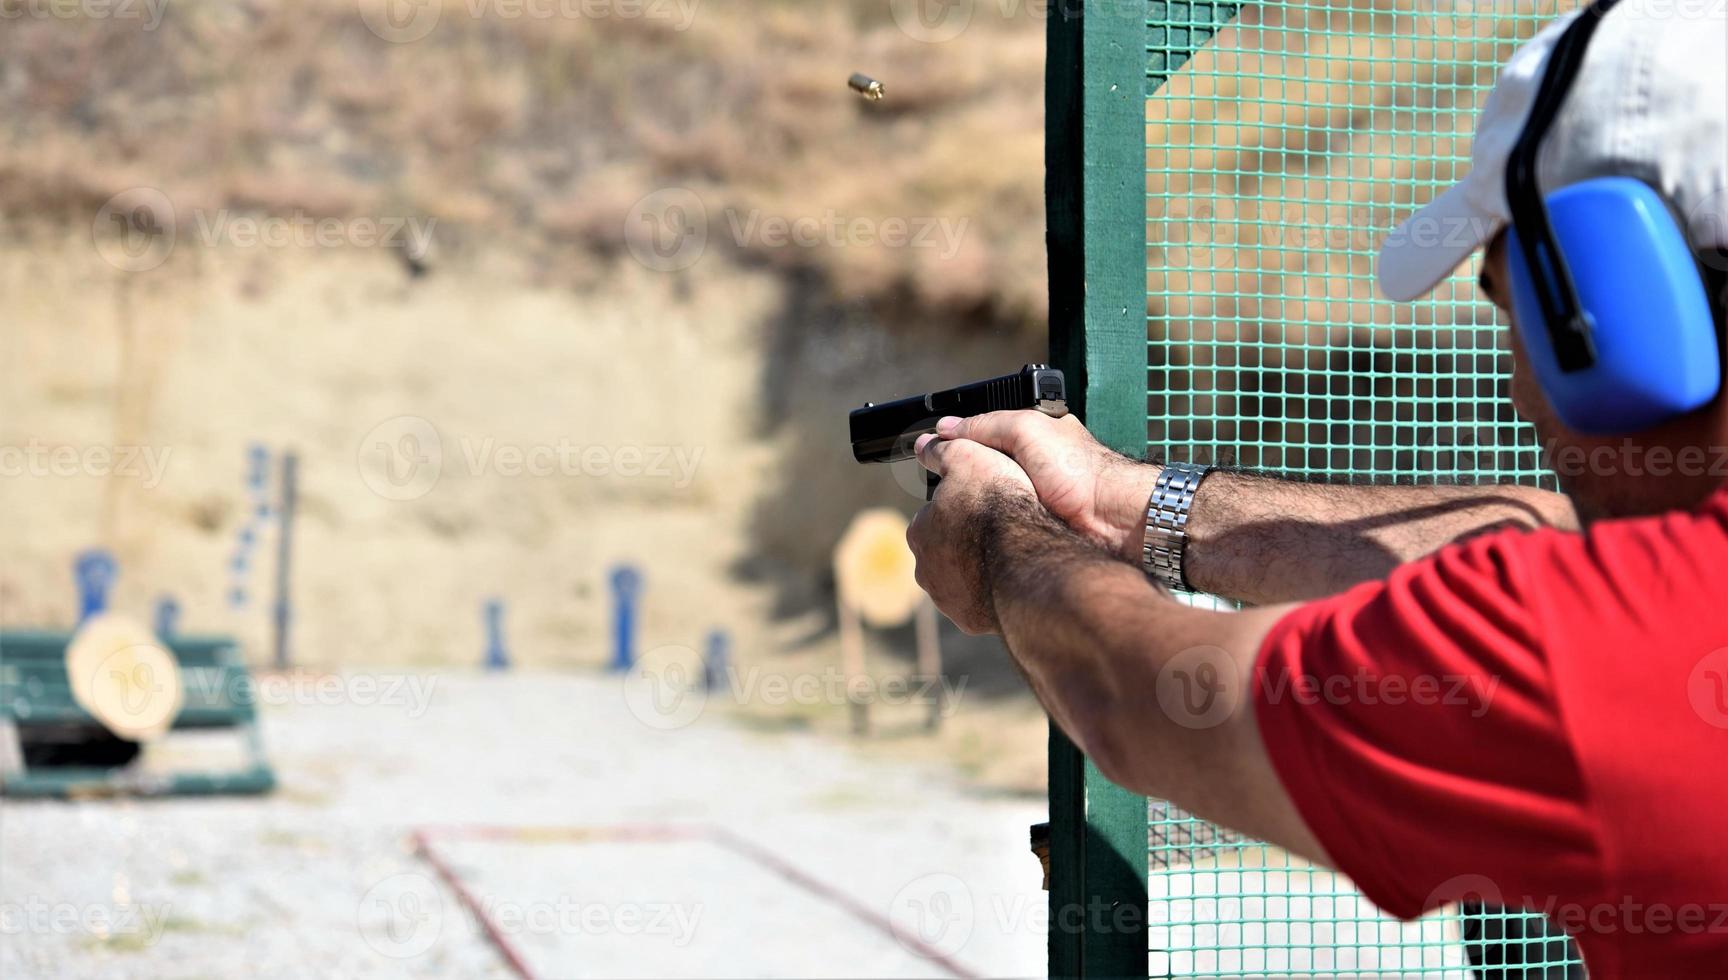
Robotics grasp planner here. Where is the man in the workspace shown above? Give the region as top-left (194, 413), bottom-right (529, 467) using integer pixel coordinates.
top-left (905, 3), bottom-right (1728, 977)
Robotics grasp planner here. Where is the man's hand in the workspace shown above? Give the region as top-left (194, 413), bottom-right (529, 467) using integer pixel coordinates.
top-left (906, 429), bottom-right (1329, 866)
top-left (935, 412), bottom-right (1157, 562)
top-left (905, 433), bottom-right (1036, 635)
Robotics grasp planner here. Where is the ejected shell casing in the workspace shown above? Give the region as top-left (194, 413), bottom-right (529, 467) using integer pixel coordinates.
top-left (848, 73), bottom-right (885, 102)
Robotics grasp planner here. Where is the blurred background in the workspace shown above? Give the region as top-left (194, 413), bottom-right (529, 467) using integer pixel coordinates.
top-left (0, 1), bottom-right (1061, 976)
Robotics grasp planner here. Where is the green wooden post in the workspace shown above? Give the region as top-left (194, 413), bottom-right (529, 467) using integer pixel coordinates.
top-left (1046, 2), bottom-right (1150, 978)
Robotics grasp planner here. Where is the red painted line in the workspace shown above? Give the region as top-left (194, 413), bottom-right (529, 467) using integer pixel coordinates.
top-left (705, 826), bottom-right (981, 980)
top-left (418, 823), bottom-right (700, 846)
top-left (412, 828), bottom-right (538, 980)
top-left (414, 823), bottom-right (982, 980)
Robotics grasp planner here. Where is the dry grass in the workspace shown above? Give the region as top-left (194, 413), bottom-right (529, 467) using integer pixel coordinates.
top-left (0, 0), bottom-right (1049, 330)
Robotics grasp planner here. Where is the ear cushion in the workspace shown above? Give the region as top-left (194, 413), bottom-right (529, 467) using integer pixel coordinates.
top-left (1508, 177), bottom-right (1720, 435)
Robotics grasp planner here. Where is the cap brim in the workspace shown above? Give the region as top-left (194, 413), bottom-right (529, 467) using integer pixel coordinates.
top-left (1376, 181), bottom-right (1499, 303)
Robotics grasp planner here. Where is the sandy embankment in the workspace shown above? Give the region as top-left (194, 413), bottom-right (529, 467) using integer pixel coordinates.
top-left (0, 232), bottom-right (1049, 791)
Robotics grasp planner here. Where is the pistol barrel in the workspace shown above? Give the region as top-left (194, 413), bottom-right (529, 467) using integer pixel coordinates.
top-left (849, 364), bottom-right (1067, 464)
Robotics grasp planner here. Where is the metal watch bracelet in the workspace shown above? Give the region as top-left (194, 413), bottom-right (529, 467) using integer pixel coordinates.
top-left (1141, 461), bottom-right (1212, 591)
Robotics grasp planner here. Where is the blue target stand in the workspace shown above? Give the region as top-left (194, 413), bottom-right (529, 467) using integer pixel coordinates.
top-left (609, 565), bottom-right (643, 673)
top-left (74, 549), bottom-right (118, 623)
top-left (223, 443), bottom-right (299, 668)
top-left (703, 629), bottom-right (730, 693)
top-left (483, 599), bottom-right (510, 671)
top-left (227, 444), bottom-right (272, 610)
top-left (154, 595), bottom-right (181, 640)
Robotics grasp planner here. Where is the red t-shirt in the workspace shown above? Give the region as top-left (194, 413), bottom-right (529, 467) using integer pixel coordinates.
top-left (1256, 488), bottom-right (1728, 979)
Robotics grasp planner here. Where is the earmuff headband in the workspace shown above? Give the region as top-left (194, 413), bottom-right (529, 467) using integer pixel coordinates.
top-left (1504, 0), bottom-right (1623, 372)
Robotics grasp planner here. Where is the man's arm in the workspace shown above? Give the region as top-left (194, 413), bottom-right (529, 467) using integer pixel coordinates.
top-left (1181, 471), bottom-right (1577, 604)
top-left (907, 437), bottom-right (1327, 864)
top-left (981, 491), bottom-right (1326, 859)
top-left (937, 412), bottom-right (1578, 605)
top-left (909, 430), bottom-right (1611, 926)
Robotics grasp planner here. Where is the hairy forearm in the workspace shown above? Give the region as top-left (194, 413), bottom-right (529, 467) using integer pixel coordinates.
top-left (1096, 463), bottom-right (1578, 605)
top-left (980, 492), bottom-right (1250, 798)
top-left (1184, 472), bottom-right (1577, 603)
top-left (978, 492), bottom-right (1148, 757)
top-left (978, 490), bottom-right (1322, 858)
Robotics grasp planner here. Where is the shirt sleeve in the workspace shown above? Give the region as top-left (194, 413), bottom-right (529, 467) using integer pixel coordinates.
top-left (1253, 529), bottom-right (1607, 919)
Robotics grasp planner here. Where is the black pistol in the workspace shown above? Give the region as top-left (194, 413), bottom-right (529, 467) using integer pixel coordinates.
top-left (849, 364), bottom-right (1069, 498)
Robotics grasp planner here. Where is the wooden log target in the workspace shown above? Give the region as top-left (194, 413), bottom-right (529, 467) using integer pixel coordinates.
top-left (65, 613), bottom-right (183, 741)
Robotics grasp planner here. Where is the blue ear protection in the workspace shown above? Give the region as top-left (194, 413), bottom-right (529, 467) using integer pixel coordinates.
top-left (1504, 0), bottom-right (1721, 435)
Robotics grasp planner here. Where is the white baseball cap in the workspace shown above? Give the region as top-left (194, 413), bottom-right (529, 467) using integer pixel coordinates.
top-left (1376, 0), bottom-right (1728, 303)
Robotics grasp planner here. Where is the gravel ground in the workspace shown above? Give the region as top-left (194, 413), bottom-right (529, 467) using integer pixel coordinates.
top-left (0, 670), bottom-right (1046, 978)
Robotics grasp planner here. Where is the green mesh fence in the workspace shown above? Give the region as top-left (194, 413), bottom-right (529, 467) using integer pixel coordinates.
top-left (1142, 0), bottom-right (1579, 976)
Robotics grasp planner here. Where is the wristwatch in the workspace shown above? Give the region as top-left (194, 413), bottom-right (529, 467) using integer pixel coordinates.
top-left (1141, 461), bottom-right (1212, 591)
